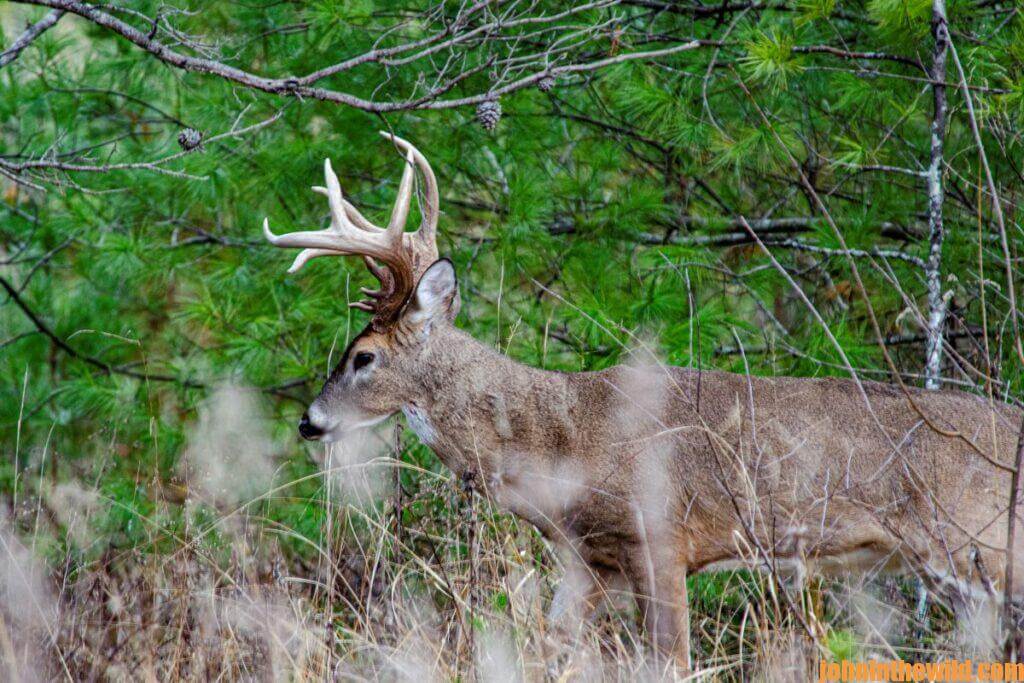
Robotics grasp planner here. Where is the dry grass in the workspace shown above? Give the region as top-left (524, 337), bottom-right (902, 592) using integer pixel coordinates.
top-left (0, 423), bottom-right (988, 682)
top-left (0, 379), bottom-right (1005, 681)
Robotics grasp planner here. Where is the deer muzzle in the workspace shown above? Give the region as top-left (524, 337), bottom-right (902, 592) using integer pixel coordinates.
top-left (298, 412), bottom-right (324, 440)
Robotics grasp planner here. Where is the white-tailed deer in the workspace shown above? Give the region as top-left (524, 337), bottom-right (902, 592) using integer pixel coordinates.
top-left (264, 133), bottom-right (1024, 669)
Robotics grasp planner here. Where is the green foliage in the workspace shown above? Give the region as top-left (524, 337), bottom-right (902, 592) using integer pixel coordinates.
top-left (1, 0), bottom-right (1014, 495)
top-left (796, 0), bottom-right (836, 24)
top-left (711, 122), bottom-right (801, 174)
top-left (825, 628), bottom-right (859, 662)
top-left (868, 0), bottom-right (932, 41)
top-left (741, 29), bottom-right (804, 92)
top-left (0, 3), bottom-right (1021, 673)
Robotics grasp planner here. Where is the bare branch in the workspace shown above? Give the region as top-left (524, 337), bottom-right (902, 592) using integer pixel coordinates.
top-left (13, 0), bottom-right (704, 112)
top-left (791, 44), bottom-right (924, 71)
top-left (0, 274), bottom-right (310, 404)
top-left (2, 110), bottom-right (282, 184)
top-left (0, 274), bottom-right (203, 388)
top-left (637, 218), bottom-right (918, 259)
top-left (0, 8), bottom-right (64, 68)
top-left (755, 237), bottom-right (925, 268)
top-left (947, 38), bottom-right (1023, 367)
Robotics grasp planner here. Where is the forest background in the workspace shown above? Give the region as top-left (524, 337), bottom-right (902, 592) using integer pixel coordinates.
top-left (1, 0), bottom-right (1023, 679)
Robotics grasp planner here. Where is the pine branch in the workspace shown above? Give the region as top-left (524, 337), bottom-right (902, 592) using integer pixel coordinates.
top-left (0, 274), bottom-right (202, 387)
top-left (715, 328), bottom-right (986, 356)
top-left (757, 237), bottom-right (925, 268)
top-left (621, 0), bottom-right (866, 22)
top-left (637, 217), bottom-right (916, 254)
top-left (2, 111), bottom-right (282, 185)
top-left (0, 275), bottom-right (311, 403)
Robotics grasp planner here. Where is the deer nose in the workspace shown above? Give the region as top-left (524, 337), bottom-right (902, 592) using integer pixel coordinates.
top-left (298, 412), bottom-right (323, 440)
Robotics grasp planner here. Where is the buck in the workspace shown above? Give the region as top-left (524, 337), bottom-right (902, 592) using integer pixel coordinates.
top-left (263, 133), bottom-right (1023, 669)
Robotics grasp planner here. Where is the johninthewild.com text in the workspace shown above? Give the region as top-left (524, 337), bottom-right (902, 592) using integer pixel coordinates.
top-left (819, 659), bottom-right (1024, 682)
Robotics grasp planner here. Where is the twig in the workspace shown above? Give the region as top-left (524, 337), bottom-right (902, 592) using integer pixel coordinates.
top-left (1004, 415), bottom-right (1024, 659)
top-left (636, 216), bottom-right (914, 247)
top-left (731, 66), bottom-right (1016, 474)
top-left (750, 237), bottom-right (924, 267)
top-left (792, 44), bottom-right (923, 71)
top-left (735, 215), bottom-right (879, 414)
top-left (1, 274), bottom-right (311, 404)
top-left (3, 111), bottom-right (283, 181)
top-left (393, 422), bottom-right (404, 554)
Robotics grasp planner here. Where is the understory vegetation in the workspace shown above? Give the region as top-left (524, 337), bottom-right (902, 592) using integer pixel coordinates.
top-left (2, 0), bottom-right (1023, 679)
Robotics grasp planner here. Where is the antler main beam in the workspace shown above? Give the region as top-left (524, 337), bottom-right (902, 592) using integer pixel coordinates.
top-left (262, 133), bottom-right (440, 327)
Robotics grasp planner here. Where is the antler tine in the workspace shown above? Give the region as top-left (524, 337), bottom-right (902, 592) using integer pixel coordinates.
top-left (345, 154), bottom-right (414, 313)
top-left (321, 158), bottom-right (349, 232)
top-left (380, 132), bottom-right (439, 238)
top-left (285, 246), bottom-right (343, 274)
top-left (342, 199), bottom-right (379, 232)
top-left (386, 148), bottom-right (416, 238)
top-left (349, 300), bottom-right (376, 312)
top-left (264, 158), bottom-right (395, 260)
top-left (347, 255), bottom-right (391, 312)
top-left (262, 217), bottom-right (354, 252)
top-left (262, 217), bottom-right (345, 273)
top-left (362, 254), bottom-right (390, 283)
top-left (312, 159), bottom-right (383, 234)
top-left (310, 189), bottom-right (380, 232)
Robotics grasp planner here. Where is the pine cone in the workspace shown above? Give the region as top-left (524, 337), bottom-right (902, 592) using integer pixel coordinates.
top-left (177, 128), bottom-right (203, 151)
top-left (475, 99), bottom-right (501, 131)
top-left (537, 76), bottom-right (555, 93)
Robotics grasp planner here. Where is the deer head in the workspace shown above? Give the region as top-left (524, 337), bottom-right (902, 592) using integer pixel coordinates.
top-left (263, 133), bottom-right (460, 442)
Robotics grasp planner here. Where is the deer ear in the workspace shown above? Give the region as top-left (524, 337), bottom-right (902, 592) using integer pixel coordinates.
top-left (405, 259), bottom-right (460, 328)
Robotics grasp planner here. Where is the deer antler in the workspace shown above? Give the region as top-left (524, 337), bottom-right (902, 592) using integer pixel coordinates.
top-left (262, 133), bottom-right (439, 329)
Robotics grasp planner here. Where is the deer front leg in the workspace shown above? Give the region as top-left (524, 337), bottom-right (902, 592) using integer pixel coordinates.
top-left (545, 557), bottom-right (621, 656)
top-left (629, 553), bottom-right (692, 673)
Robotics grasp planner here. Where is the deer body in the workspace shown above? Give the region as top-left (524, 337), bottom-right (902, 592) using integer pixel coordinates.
top-left (264, 134), bottom-right (1024, 669)
top-left (391, 324), bottom-right (1023, 657)
top-left (404, 323), bottom-right (1021, 580)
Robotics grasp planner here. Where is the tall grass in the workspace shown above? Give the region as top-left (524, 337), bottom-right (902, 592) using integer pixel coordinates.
top-left (0, 416), bottom-right (983, 681)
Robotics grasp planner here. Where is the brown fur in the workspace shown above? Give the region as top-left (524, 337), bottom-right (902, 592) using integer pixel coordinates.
top-left (306, 302), bottom-right (1024, 669)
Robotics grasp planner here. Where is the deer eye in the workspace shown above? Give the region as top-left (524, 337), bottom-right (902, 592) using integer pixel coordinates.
top-left (352, 352), bottom-right (375, 371)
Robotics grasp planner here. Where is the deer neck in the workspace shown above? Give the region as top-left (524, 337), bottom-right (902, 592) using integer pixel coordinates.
top-left (401, 325), bottom-right (577, 481)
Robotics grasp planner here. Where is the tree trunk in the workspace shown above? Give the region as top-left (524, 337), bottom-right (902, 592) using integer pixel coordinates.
top-left (915, 0), bottom-right (951, 630)
top-left (924, 0), bottom-right (949, 390)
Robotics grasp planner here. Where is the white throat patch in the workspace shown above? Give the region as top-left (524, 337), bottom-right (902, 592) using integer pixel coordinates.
top-left (402, 405), bottom-right (437, 445)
